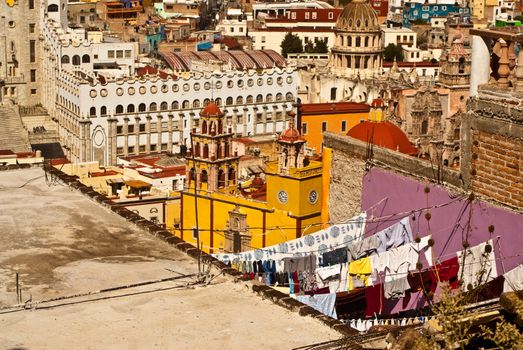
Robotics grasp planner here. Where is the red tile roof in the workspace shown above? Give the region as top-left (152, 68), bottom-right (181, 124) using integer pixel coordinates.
top-left (138, 168), bottom-right (185, 178)
top-left (136, 65), bottom-right (177, 80)
top-left (265, 8), bottom-right (343, 23)
top-left (90, 170), bottom-right (120, 177)
top-left (0, 150), bottom-right (16, 156)
top-left (299, 102), bottom-right (370, 115)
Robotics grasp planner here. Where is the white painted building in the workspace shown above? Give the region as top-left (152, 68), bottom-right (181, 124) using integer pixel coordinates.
top-left (38, 0), bottom-right (298, 166)
top-left (216, 8), bottom-right (248, 37)
top-left (381, 25), bottom-right (417, 48)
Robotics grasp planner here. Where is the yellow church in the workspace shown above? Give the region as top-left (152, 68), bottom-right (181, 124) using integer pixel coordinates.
top-left (172, 101), bottom-right (325, 254)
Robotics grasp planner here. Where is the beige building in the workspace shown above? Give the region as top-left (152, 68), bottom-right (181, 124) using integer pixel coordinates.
top-left (0, 0), bottom-right (42, 105)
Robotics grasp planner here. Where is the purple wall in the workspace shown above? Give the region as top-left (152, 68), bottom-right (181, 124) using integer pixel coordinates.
top-left (361, 167), bottom-right (523, 275)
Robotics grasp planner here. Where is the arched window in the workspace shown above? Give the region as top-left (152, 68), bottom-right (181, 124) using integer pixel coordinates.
top-left (138, 103), bottom-right (146, 112)
top-left (200, 170), bottom-right (208, 188)
top-left (194, 142), bottom-right (200, 157)
top-left (203, 144), bottom-right (209, 158)
top-left (276, 93), bottom-right (283, 101)
top-left (256, 94), bottom-right (263, 103)
top-left (364, 36), bottom-right (369, 47)
top-left (216, 142), bottom-right (221, 159)
top-left (458, 57), bottom-right (465, 74)
top-left (72, 55), bottom-right (80, 66)
top-left (421, 120), bottom-right (428, 135)
top-left (246, 95), bottom-right (253, 103)
top-left (215, 98), bottom-right (222, 106)
top-left (189, 167), bottom-right (195, 185)
top-left (182, 100), bottom-right (190, 109)
top-left (115, 105), bottom-right (124, 114)
top-left (228, 167), bottom-right (235, 182)
top-left (127, 104), bottom-right (135, 113)
top-left (348, 36), bottom-right (352, 46)
top-left (82, 54), bottom-right (90, 63)
top-left (149, 102), bottom-right (157, 111)
top-left (172, 101), bottom-right (179, 110)
top-left (100, 106), bottom-right (107, 116)
top-left (286, 92), bottom-right (294, 101)
top-left (355, 37), bottom-right (361, 47)
top-left (89, 107), bottom-right (96, 116)
top-left (226, 97), bottom-right (233, 106)
top-left (224, 141), bottom-right (230, 157)
top-left (61, 55), bottom-right (70, 64)
top-left (160, 102), bottom-right (168, 111)
top-left (218, 169), bottom-right (226, 188)
top-left (201, 120), bottom-right (207, 134)
top-left (47, 4), bottom-right (58, 12)
top-left (266, 94), bottom-right (273, 102)
top-left (236, 96), bottom-right (244, 105)
top-left (193, 99), bottom-right (201, 108)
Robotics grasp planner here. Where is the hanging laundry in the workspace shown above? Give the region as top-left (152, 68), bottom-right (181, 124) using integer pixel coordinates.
top-left (376, 216), bottom-right (414, 254)
top-left (348, 257), bottom-right (371, 290)
top-left (321, 247), bottom-right (348, 266)
top-left (348, 235), bottom-right (379, 261)
top-left (504, 264), bottom-right (523, 292)
top-left (364, 283), bottom-right (384, 317)
top-left (457, 240), bottom-right (497, 292)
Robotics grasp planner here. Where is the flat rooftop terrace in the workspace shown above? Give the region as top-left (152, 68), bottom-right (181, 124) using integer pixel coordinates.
top-left (0, 168), bottom-right (340, 349)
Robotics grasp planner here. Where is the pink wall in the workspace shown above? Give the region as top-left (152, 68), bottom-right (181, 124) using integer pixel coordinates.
top-left (361, 167), bottom-right (523, 274)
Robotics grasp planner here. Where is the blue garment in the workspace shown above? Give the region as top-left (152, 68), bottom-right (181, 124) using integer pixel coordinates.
top-left (289, 274), bottom-right (295, 294)
top-left (296, 293), bottom-right (338, 319)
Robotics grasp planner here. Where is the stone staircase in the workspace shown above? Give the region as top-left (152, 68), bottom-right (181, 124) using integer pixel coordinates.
top-left (19, 106), bottom-right (60, 145)
top-left (0, 104), bottom-right (32, 152)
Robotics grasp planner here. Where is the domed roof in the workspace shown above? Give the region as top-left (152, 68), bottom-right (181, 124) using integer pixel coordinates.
top-left (279, 119), bottom-right (305, 143)
top-left (335, 0), bottom-right (380, 32)
top-left (347, 121), bottom-right (418, 155)
top-left (201, 100), bottom-right (224, 117)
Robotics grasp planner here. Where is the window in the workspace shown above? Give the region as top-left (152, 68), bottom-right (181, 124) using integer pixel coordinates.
top-left (116, 50), bottom-right (123, 58)
top-left (239, 27), bottom-right (244, 33)
top-left (328, 12), bottom-right (333, 19)
top-left (312, 12), bottom-right (317, 19)
top-left (192, 228), bottom-right (199, 240)
top-left (108, 50), bottom-right (115, 59)
top-left (330, 87), bottom-right (337, 101)
top-left (291, 12), bottom-right (296, 19)
top-left (82, 54), bottom-right (90, 63)
top-left (150, 102), bottom-right (157, 111)
top-left (30, 69), bottom-right (36, 82)
top-left (29, 0), bottom-right (34, 9)
top-left (125, 50), bottom-right (132, 58)
top-left (127, 104), bottom-right (135, 113)
top-left (72, 55), bottom-right (80, 65)
top-left (29, 24), bottom-right (35, 33)
top-left (117, 125), bottom-right (123, 134)
top-left (29, 40), bottom-right (35, 63)
top-left (138, 103), bottom-right (146, 112)
top-left (101, 106), bottom-right (107, 116)
top-left (90, 107), bottom-right (96, 116)
top-left (302, 123), bottom-right (308, 135)
top-left (421, 120), bottom-right (428, 135)
top-left (341, 120), bottom-right (347, 132)
top-left (31, 89), bottom-right (37, 95)
top-left (128, 146), bottom-right (135, 154)
top-left (305, 12), bottom-right (310, 20)
top-left (230, 27), bottom-right (234, 33)
top-left (261, 36), bottom-right (266, 43)
top-left (139, 145), bottom-right (146, 152)
top-left (115, 105), bottom-right (124, 114)
top-left (128, 125), bottom-right (134, 133)
top-left (139, 124), bottom-right (146, 132)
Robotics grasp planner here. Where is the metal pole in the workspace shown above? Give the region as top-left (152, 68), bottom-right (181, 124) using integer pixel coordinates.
top-left (15, 273), bottom-right (19, 304)
top-left (190, 133), bottom-right (201, 275)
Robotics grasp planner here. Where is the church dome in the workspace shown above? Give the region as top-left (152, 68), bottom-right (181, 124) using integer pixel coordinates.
top-left (201, 101), bottom-right (224, 117)
top-left (279, 118), bottom-right (305, 143)
top-left (347, 121), bottom-right (418, 155)
top-left (335, 0), bottom-right (380, 32)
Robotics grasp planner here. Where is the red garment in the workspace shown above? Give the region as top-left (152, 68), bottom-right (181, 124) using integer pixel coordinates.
top-left (430, 256), bottom-right (459, 290)
top-left (364, 283), bottom-right (384, 317)
top-left (292, 271), bottom-right (300, 293)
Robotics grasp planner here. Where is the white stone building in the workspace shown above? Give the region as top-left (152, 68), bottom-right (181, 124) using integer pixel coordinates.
top-left (38, 0), bottom-right (297, 165)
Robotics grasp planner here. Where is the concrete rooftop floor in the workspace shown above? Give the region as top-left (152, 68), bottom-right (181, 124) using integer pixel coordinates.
top-left (0, 168), bottom-right (340, 349)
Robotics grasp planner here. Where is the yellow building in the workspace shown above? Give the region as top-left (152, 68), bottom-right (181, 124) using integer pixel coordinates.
top-left (173, 103), bottom-right (324, 254)
top-left (298, 102), bottom-right (370, 154)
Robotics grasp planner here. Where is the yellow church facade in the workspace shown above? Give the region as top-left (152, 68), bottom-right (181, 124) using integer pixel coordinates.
top-left (167, 104), bottom-right (324, 254)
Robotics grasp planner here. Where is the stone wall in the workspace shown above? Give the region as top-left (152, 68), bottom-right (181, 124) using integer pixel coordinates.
top-left (461, 92), bottom-right (523, 211)
top-left (323, 132), bottom-right (463, 224)
top-left (328, 146), bottom-right (365, 223)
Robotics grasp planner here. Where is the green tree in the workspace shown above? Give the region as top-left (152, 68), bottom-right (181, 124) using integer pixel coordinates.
top-left (313, 38), bottom-right (328, 53)
top-left (280, 32), bottom-right (303, 58)
top-left (383, 43), bottom-right (403, 62)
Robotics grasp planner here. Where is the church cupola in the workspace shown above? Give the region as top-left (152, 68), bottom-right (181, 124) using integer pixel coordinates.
top-left (186, 100), bottom-right (239, 192)
top-left (277, 111), bottom-right (307, 175)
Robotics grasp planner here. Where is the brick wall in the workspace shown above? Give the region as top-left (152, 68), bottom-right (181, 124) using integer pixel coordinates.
top-left (471, 130), bottom-right (523, 208)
